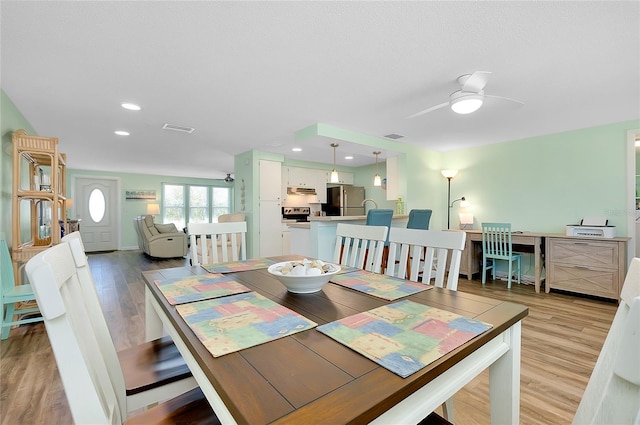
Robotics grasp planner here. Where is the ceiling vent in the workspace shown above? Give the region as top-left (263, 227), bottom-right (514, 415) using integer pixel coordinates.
top-left (384, 133), bottom-right (404, 140)
top-left (162, 123), bottom-right (195, 134)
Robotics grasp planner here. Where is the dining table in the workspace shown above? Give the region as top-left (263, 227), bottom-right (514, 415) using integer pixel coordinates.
top-left (143, 255), bottom-right (528, 424)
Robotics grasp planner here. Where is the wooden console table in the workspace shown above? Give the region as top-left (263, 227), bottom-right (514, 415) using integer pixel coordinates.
top-left (460, 230), bottom-right (547, 293)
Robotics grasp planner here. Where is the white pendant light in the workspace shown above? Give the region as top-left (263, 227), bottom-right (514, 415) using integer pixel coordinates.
top-left (330, 143), bottom-right (339, 183)
top-left (373, 151), bottom-right (382, 186)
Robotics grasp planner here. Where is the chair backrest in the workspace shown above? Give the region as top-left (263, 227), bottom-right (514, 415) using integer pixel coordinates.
top-left (1, 232), bottom-right (15, 295)
top-left (62, 231), bottom-right (128, 419)
top-left (25, 242), bottom-right (123, 424)
top-left (572, 257), bottom-right (640, 424)
top-left (481, 222), bottom-right (514, 259)
top-left (333, 223), bottom-right (388, 273)
top-left (386, 228), bottom-right (466, 290)
top-left (407, 209), bottom-right (432, 230)
top-left (365, 209), bottom-right (394, 245)
top-left (188, 221), bottom-right (247, 266)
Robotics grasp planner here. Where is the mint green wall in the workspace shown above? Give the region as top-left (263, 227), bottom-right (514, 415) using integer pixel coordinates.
top-left (434, 120), bottom-right (639, 234)
top-left (66, 168), bottom-right (229, 249)
top-left (0, 90), bottom-right (37, 242)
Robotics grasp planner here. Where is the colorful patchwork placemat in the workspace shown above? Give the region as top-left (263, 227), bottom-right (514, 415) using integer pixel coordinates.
top-left (317, 300), bottom-right (493, 378)
top-left (154, 274), bottom-right (251, 305)
top-left (202, 258), bottom-right (277, 273)
top-left (330, 269), bottom-right (432, 300)
top-left (176, 291), bottom-right (317, 357)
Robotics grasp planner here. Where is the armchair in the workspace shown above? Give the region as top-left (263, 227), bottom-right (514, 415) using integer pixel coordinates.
top-left (133, 215), bottom-right (187, 258)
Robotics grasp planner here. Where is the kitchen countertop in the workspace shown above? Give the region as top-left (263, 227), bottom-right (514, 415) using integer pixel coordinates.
top-left (308, 214), bottom-right (409, 221)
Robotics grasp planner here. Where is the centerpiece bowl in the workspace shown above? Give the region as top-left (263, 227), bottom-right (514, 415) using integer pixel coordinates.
top-left (267, 259), bottom-right (341, 294)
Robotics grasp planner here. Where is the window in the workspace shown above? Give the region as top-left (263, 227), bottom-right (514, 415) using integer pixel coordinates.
top-left (162, 183), bottom-right (231, 229)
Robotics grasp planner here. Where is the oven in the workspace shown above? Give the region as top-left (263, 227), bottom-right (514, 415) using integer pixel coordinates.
top-left (282, 207), bottom-right (310, 222)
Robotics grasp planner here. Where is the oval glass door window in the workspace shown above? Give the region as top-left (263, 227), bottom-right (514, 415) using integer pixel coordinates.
top-left (89, 188), bottom-right (106, 223)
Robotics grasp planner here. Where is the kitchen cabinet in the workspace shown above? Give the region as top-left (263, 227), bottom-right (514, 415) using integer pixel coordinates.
top-left (545, 236), bottom-right (628, 300)
top-left (281, 222), bottom-right (291, 255)
top-left (259, 160), bottom-right (282, 257)
top-left (325, 171), bottom-right (354, 185)
top-left (285, 166), bottom-right (318, 187)
top-left (11, 130), bottom-right (68, 285)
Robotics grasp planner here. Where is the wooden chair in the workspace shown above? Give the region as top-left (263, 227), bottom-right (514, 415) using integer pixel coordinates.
top-left (365, 209), bottom-right (394, 271)
top-left (24, 241), bottom-right (220, 425)
top-left (1, 232), bottom-right (43, 339)
top-left (61, 232), bottom-right (197, 415)
top-left (386, 228), bottom-right (466, 289)
top-left (572, 257), bottom-right (640, 424)
top-left (333, 223), bottom-right (388, 273)
top-left (481, 222), bottom-right (522, 288)
top-left (386, 227), bottom-right (466, 422)
top-left (188, 221), bottom-right (247, 266)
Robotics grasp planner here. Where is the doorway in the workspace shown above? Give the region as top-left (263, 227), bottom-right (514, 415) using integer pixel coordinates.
top-left (73, 176), bottom-right (120, 252)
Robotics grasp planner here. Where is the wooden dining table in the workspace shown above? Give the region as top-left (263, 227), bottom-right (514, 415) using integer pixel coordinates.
top-left (143, 255), bottom-right (528, 424)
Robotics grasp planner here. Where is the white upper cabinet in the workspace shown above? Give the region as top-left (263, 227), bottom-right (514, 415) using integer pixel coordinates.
top-left (324, 170), bottom-right (354, 185)
top-left (259, 160), bottom-right (281, 201)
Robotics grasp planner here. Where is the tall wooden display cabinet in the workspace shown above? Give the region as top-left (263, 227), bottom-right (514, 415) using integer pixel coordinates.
top-left (11, 130), bottom-right (68, 284)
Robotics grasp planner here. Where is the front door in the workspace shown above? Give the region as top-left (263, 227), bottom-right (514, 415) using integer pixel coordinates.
top-left (74, 177), bottom-right (119, 252)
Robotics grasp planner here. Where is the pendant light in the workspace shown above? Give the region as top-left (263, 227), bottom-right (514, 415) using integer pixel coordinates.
top-left (373, 151), bottom-right (382, 186)
top-left (330, 143), bottom-right (339, 183)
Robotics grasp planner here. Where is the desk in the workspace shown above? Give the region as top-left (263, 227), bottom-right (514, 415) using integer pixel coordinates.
top-left (143, 256), bottom-right (528, 424)
top-left (461, 230), bottom-right (548, 293)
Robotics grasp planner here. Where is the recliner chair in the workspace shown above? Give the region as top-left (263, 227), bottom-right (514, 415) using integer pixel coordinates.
top-left (133, 215), bottom-right (187, 258)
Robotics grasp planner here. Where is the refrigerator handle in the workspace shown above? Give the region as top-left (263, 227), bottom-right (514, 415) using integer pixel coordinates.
top-left (343, 191), bottom-right (347, 216)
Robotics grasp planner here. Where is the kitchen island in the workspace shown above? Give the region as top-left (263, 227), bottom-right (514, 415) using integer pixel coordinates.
top-left (302, 215), bottom-right (409, 261)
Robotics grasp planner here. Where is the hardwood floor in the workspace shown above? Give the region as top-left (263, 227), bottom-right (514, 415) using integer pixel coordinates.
top-left (0, 250), bottom-right (617, 425)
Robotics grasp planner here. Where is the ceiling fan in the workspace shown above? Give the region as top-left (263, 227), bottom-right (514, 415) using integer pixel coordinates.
top-left (407, 71), bottom-right (524, 118)
top-left (224, 173), bottom-right (234, 183)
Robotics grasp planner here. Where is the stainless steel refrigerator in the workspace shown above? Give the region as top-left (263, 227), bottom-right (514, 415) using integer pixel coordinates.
top-left (325, 186), bottom-right (365, 216)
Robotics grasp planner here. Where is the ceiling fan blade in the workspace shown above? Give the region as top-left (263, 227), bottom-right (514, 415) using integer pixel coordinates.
top-left (461, 71), bottom-right (492, 92)
top-left (485, 94), bottom-right (524, 106)
top-left (406, 102), bottom-right (449, 119)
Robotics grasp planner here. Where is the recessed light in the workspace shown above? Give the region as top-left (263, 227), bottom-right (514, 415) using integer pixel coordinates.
top-left (345, 156), bottom-right (353, 160)
top-left (121, 103), bottom-right (141, 111)
top-left (292, 147), bottom-right (302, 152)
top-left (114, 130), bottom-right (130, 136)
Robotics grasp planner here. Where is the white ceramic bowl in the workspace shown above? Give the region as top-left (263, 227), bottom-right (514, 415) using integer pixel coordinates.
top-left (267, 260), bottom-right (341, 294)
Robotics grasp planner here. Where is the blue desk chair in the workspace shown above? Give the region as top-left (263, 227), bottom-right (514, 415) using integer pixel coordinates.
top-left (407, 209), bottom-right (432, 230)
top-left (1, 232), bottom-right (43, 339)
top-left (481, 222), bottom-right (522, 288)
top-left (365, 209), bottom-right (393, 271)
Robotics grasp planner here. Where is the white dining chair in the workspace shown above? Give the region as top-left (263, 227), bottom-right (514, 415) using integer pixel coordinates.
top-left (188, 221), bottom-right (247, 266)
top-left (385, 227), bottom-right (466, 422)
top-left (61, 232), bottom-right (197, 415)
top-left (572, 257), bottom-right (640, 425)
top-left (333, 223), bottom-right (388, 273)
top-left (386, 228), bottom-right (466, 290)
top-left (24, 242), bottom-right (220, 425)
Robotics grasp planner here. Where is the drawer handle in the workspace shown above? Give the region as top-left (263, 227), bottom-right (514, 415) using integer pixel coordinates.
top-left (574, 265), bottom-right (590, 270)
top-left (573, 242), bottom-right (589, 246)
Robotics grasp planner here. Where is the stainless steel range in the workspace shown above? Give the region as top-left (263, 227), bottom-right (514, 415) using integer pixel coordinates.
top-left (282, 207), bottom-right (310, 222)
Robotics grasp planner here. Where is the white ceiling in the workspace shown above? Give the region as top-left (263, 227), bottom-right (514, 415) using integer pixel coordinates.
top-left (2, 1), bottom-right (639, 179)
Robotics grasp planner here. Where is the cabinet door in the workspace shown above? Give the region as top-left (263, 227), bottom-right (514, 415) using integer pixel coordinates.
top-left (259, 160), bottom-right (281, 201)
top-left (259, 200), bottom-right (282, 257)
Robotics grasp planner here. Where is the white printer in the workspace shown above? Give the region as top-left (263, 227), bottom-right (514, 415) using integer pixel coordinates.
top-left (566, 216), bottom-right (616, 238)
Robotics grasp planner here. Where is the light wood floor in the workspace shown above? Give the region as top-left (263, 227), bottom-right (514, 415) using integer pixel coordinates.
top-left (0, 250), bottom-right (617, 425)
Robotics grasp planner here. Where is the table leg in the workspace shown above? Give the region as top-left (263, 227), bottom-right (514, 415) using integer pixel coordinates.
top-left (489, 321), bottom-right (521, 424)
top-left (145, 286), bottom-right (163, 341)
top-left (534, 237), bottom-right (541, 293)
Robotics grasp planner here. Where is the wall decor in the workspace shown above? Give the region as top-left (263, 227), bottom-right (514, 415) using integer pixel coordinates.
top-left (125, 190), bottom-right (156, 200)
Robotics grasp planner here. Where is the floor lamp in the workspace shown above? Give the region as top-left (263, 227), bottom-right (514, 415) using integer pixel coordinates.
top-left (441, 169), bottom-right (458, 229)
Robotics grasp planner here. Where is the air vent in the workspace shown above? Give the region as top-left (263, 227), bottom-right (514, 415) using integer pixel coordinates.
top-left (162, 123), bottom-right (195, 134)
top-left (384, 133), bottom-right (404, 140)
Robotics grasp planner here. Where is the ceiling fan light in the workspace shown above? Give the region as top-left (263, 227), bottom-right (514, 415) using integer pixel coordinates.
top-left (450, 91), bottom-right (484, 114)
